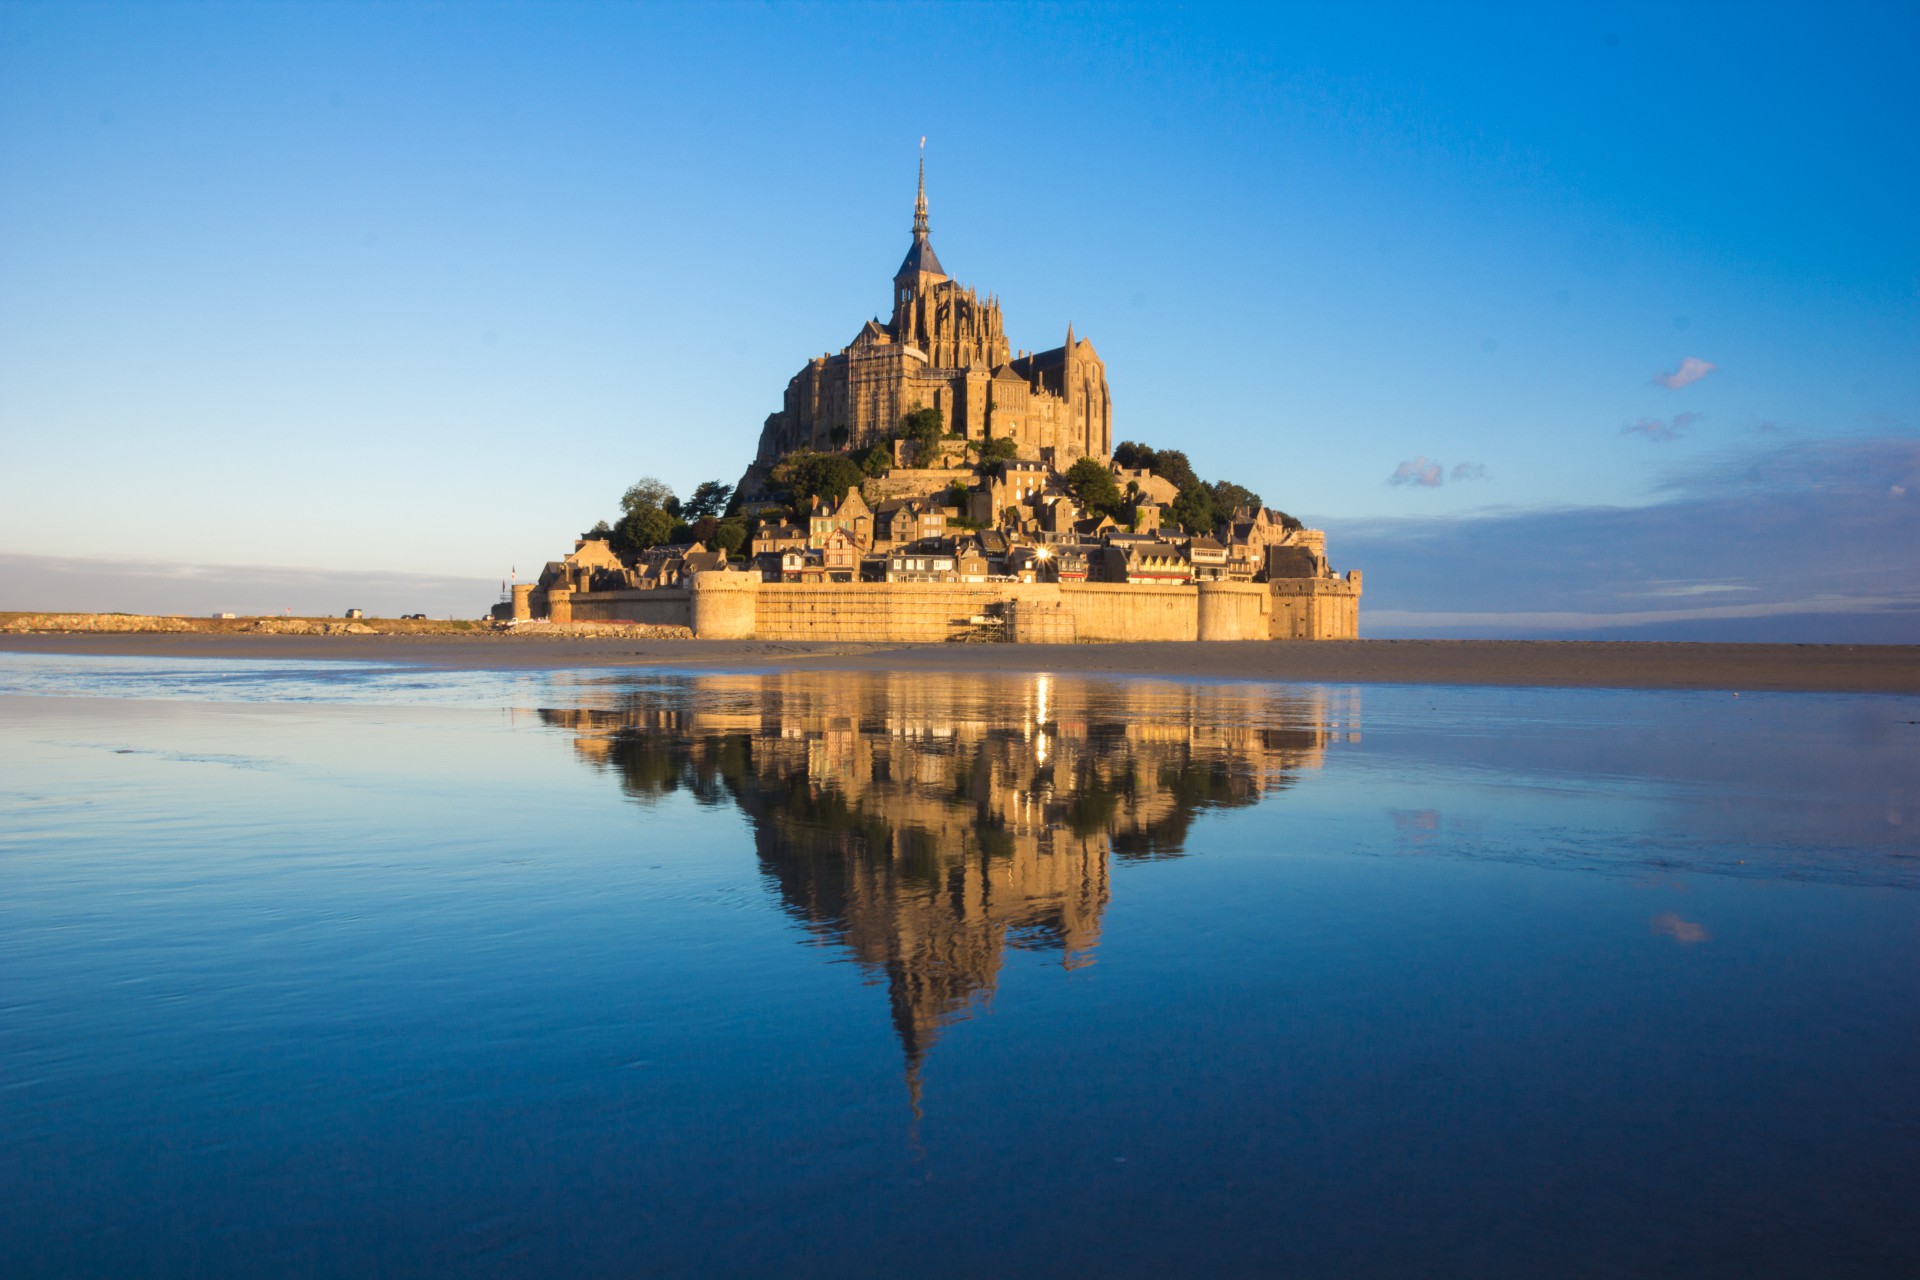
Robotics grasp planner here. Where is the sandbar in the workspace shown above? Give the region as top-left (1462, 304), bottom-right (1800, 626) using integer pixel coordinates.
top-left (3, 632), bottom-right (1917, 693)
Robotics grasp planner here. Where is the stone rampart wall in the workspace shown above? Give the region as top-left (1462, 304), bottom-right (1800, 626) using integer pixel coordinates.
top-left (1197, 581), bottom-right (1272, 641)
top-left (753, 581), bottom-right (1036, 643)
top-left (1269, 575), bottom-right (1361, 640)
top-left (544, 573), bottom-right (1360, 641)
top-left (1057, 582), bottom-right (1198, 642)
top-left (1008, 599), bottom-right (1076, 643)
top-left (565, 589), bottom-right (694, 628)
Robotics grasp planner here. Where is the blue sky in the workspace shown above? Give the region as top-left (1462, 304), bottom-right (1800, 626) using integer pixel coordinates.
top-left (1, 1), bottom-right (1914, 632)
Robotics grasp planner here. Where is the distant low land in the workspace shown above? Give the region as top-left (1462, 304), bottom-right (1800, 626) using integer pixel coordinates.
top-left (2, 613), bottom-right (1917, 693)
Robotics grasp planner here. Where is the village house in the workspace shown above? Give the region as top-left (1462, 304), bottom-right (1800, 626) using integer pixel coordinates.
top-left (884, 538), bottom-right (961, 583)
top-left (1111, 464), bottom-right (1181, 506)
top-left (871, 497), bottom-right (949, 547)
top-left (1045, 544), bottom-right (1098, 583)
top-left (819, 527), bottom-right (861, 582)
top-left (1186, 535), bottom-right (1229, 581)
top-left (1005, 545), bottom-right (1045, 582)
top-left (972, 529), bottom-right (1013, 577)
top-left (1032, 493), bottom-right (1083, 543)
top-left (536, 537), bottom-right (629, 595)
top-left (952, 535), bottom-right (992, 583)
top-left (630, 542), bottom-right (727, 590)
top-left (985, 459), bottom-right (1049, 524)
top-left (1097, 541), bottom-right (1194, 585)
top-left (1074, 512), bottom-right (1121, 541)
top-left (768, 547), bottom-right (823, 583)
top-left (809, 489), bottom-right (872, 550)
top-left (750, 522), bottom-right (807, 558)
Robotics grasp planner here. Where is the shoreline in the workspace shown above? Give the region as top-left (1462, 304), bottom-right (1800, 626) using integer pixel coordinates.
top-left (3, 632), bottom-right (1917, 693)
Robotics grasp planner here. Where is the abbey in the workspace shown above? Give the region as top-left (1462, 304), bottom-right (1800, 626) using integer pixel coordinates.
top-left (502, 158), bottom-right (1361, 642)
top-left (753, 160), bottom-right (1113, 468)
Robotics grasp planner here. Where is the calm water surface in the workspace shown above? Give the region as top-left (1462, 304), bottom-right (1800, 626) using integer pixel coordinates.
top-left (2, 653), bottom-right (1916, 1277)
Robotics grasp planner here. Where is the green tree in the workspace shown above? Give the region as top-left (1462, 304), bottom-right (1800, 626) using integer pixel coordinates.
top-left (1063, 457), bottom-right (1124, 518)
top-left (1112, 440), bottom-right (1156, 470)
top-left (621, 477), bottom-right (677, 517)
top-left (900, 406), bottom-right (944, 461)
top-left (612, 504), bottom-right (676, 555)
top-left (683, 480), bottom-right (734, 522)
top-left (714, 520), bottom-right (748, 559)
top-left (1168, 484), bottom-right (1218, 535)
top-left (611, 476), bottom-right (681, 554)
top-left (976, 436), bottom-right (1020, 465)
top-left (854, 439), bottom-right (895, 477)
top-left (771, 449), bottom-right (865, 516)
top-left (1210, 480), bottom-right (1262, 518)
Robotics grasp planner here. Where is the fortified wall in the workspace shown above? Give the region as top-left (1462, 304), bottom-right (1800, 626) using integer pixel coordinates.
top-left (513, 571), bottom-right (1362, 643)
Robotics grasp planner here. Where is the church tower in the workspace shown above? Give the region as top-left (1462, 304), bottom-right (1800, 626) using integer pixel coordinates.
top-left (888, 154), bottom-right (1010, 372)
top-left (891, 152), bottom-right (948, 329)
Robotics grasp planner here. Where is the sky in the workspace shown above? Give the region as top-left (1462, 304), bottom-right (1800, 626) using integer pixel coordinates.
top-left (1, 1), bottom-right (1914, 633)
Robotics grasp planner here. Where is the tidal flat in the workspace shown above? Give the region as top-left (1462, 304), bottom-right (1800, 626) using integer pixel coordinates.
top-left (1, 653), bottom-right (1915, 1277)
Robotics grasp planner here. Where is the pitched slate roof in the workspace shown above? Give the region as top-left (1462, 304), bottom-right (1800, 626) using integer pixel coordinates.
top-left (895, 232), bottom-right (946, 281)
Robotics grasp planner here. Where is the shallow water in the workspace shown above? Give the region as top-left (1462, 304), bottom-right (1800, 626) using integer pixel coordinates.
top-left (2, 654), bottom-right (1916, 1277)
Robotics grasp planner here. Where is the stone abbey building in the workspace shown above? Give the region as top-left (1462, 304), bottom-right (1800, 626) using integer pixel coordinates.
top-left (754, 159), bottom-right (1113, 469)
top-left (506, 159), bottom-right (1361, 642)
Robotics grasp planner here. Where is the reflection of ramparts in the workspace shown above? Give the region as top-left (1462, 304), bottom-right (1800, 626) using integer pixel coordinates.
top-left (540, 673), bottom-right (1355, 1102)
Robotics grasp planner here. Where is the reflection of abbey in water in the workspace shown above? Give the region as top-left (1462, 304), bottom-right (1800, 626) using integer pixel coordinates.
top-left (541, 674), bottom-right (1355, 1097)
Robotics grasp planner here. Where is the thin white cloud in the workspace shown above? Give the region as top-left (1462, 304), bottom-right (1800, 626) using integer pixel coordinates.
top-left (1655, 356), bottom-right (1716, 389)
top-left (1449, 462), bottom-right (1488, 482)
top-left (1625, 417), bottom-right (1682, 442)
top-left (1637, 581), bottom-right (1755, 598)
top-left (1657, 435), bottom-right (1920, 497)
top-left (1388, 456), bottom-right (1444, 487)
top-left (1626, 411), bottom-right (1702, 442)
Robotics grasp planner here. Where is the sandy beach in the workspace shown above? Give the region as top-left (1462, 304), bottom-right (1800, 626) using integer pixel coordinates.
top-left (3, 631), bottom-right (1917, 693)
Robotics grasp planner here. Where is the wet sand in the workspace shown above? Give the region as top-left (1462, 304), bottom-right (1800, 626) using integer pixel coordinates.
top-left (3, 632), bottom-right (1917, 692)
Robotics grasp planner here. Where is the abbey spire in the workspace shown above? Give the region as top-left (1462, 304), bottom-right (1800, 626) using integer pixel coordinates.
top-left (913, 150), bottom-right (929, 237)
top-left (894, 148), bottom-right (947, 304)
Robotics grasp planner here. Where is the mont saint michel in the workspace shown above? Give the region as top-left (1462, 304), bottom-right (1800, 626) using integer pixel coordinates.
top-left (504, 163), bottom-right (1361, 642)
top-left (6, 5), bottom-right (1916, 1276)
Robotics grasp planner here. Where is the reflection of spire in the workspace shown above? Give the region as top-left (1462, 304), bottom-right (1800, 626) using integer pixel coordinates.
top-left (893, 969), bottom-right (929, 1122)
